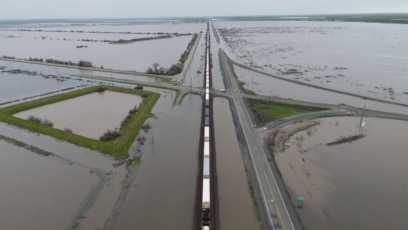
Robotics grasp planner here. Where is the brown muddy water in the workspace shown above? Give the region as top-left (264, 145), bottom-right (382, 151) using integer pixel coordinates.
top-left (273, 117), bottom-right (408, 230)
top-left (213, 97), bottom-right (260, 229)
top-left (0, 88), bottom-right (189, 230)
top-left (15, 90), bottom-right (142, 139)
top-left (0, 139), bottom-right (99, 230)
top-left (114, 94), bottom-right (202, 230)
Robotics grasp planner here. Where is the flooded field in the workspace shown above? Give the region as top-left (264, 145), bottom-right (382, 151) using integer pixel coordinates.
top-left (209, 29), bottom-right (225, 90)
top-left (0, 139), bottom-right (99, 230)
top-left (183, 32), bottom-right (206, 87)
top-left (0, 64), bottom-right (87, 105)
top-left (273, 117), bottom-right (408, 230)
top-left (213, 97), bottom-right (259, 229)
top-left (114, 94), bottom-right (201, 229)
top-left (0, 21), bottom-right (206, 72)
top-left (15, 90), bottom-right (142, 139)
top-left (214, 21), bottom-right (408, 105)
top-left (0, 60), bottom-right (163, 87)
top-left (233, 64), bottom-right (408, 115)
top-left (4, 17), bottom-right (408, 230)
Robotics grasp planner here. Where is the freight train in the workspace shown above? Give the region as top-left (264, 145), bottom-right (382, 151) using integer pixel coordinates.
top-left (202, 24), bottom-right (211, 230)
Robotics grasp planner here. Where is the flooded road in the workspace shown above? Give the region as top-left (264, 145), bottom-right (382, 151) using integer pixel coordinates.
top-left (15, 90), bottom-right (142, 139)
top-left (114, 94), bottom-right (202, 230)
top-left (213, 97), bottom-right (260, 230)
top-left (273, 117), bottom-right (408, 230)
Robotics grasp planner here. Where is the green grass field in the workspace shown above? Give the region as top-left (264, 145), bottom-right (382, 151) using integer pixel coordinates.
top-left (0, 85), bottom-right (159, 159)
top-left (246, 98), bottom-right (327, 124)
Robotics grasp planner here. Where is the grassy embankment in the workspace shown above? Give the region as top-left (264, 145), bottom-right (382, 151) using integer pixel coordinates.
top-left (225, 55), bottom-right (327, 122)
top-left (224, 56), bottom-right (256, 95)
top-left (238, 80), bottom-right (256, 95)
top-left (0, 85), bottom-right (159, 159)
top-left (246, 98), bottom-right (327, 124)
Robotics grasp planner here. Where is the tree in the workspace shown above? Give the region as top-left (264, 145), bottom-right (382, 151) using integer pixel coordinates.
top-left (152, 63), bottom-right (159, 73)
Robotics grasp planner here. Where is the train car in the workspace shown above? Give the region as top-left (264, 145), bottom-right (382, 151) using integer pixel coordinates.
top-left (202, 178), bottom-right (211, 227)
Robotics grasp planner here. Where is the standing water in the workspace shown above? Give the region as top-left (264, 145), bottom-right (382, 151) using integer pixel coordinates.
top-left (114, 94), bottom-right (202, 230)
top-left (213, 97), bottom-right (260, 229)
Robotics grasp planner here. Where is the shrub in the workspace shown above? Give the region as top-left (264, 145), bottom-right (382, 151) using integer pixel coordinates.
top-left (100, 129), bottom-right (120, 141)
top-left (97, 86), bottom-right (106, 92)
top-left (42, 119), bottom-right (54, 127)
top-left (28, 115), bottom-right (42, 124)
top-left (142, 123), bottom-right (151, 132)
top-left (27, 115), bottom-right (53, 127)
top-left (64, 128), bottom-right (73, 133)
top-left (137, 136), bottom-right (147, 145)
top-left (128, 106), bottom-right (138, 114)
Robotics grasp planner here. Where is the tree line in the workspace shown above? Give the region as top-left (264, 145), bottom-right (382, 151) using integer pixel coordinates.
top-left (1, 56), bottom-right (93, 68)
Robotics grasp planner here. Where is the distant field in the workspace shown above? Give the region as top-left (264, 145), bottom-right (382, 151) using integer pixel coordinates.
top-left (217, 13), bottom-right (408, 24)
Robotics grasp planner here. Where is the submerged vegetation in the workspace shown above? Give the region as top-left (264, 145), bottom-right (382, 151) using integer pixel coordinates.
top-left (0, 134), bottom-right (53, 156)
top-left (246, 98), bottom-right (328, 124)
top-left (0, 86), bottom-right (160, 159)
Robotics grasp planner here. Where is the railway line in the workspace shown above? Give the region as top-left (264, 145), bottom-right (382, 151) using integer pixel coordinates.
top-left (195, 22), bottom-right (217, 230)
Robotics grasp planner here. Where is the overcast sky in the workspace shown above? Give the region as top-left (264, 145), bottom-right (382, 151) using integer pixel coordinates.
top-left (1, 0), bottom-right (408, 19)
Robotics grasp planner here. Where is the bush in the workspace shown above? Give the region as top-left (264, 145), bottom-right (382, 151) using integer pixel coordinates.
top-left (27, 115), bottom-right (53, 127)
top-left (28, 115), bottom-right (42, 123)
top-left (97, 86), bottom-right (106, 92)
top-left (137, 136), bottom-right (147, 145)
top-left (100, 129), bottom-right (120, 141)
top-left (142, 123), bottom-right (151, 132)
top-left (42, 119), bottom-right (54, 127)
top-left (64, 128), bottom-right (73, 133)
top-left (128, 106), bottom-right (138, 114)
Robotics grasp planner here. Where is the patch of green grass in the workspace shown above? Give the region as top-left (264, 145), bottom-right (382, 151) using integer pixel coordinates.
top-left (0, 85), bottom-right (159, 159)
top-left (246, 98), bottom-right (328, 124)
top-left (239, 81), bottom-right (256, 95)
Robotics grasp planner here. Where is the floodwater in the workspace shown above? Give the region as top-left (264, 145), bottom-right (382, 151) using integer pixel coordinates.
top-left (114, 94), bottom-right (202, 230)
top-left (233, 64), bottom-right (408, 115)
top-left (0, 20), bottom-right (205, 72)
top-left (214, 21), bottom-right (408, 105)
top-left (15, 90), bottom-right (142, 139)
top-left (274, 117), bottom-right (408, 230)
top-left (0, 139), bottom-right (99, 230)
top-left (0, 65), bottom-right (86, 105)
top-left (0, 60), bottom-right (163, 85)
top-left (183, 32), bottom-right (206, 87)
top-left (213, 97), bottom-right (259, 229)
top-left (209, 27), bottom-right (226, 91)
top-left (0, 30), bottom-right (193, 71)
